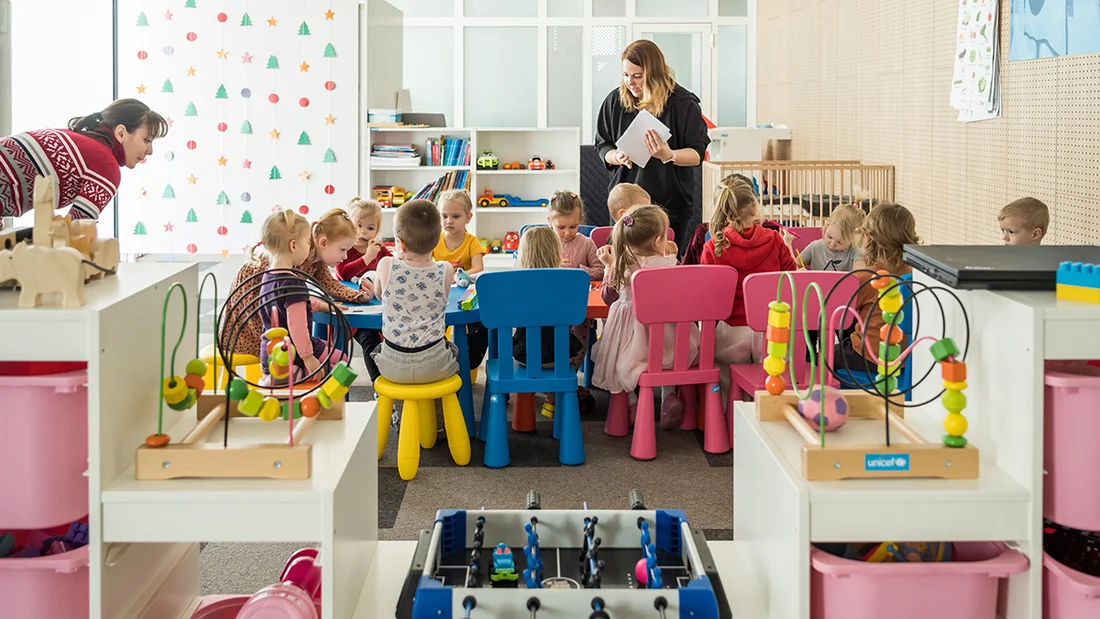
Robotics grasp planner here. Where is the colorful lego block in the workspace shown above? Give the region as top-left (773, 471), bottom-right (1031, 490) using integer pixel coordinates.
top-left (1057, 283), bottom-right (1100, 304)
top-left (1056, 262), bottom-right (1100, 290)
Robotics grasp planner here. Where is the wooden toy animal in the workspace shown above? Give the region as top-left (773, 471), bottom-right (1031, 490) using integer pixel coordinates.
top-left (0, 242), bottom-right (86, 308)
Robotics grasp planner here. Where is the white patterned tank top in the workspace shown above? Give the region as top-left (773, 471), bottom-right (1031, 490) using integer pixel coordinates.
top-left (381, 259), bottom-right (448, 348)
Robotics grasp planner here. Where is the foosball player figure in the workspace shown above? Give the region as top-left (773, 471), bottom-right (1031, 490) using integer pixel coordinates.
top-left (467, 516), bottom-right (486, 588)
top-left (490, 542), bottom-right (519, 587)
top-left (523, 518), bottom-right (544, 588)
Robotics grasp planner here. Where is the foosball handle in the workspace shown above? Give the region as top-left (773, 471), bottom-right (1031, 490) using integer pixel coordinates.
top-left (629, 489), bottom-right (646, 510)
top-left (526, 489), bottom-right (542, 510)
top-left (462, 596), bottom-right (477, 619)
top-left (654, 596), bottom-right (668, 619)
top-left (589, 597), bottom-right (610, 619)
top-left (527, 596), bottom-right (541, 618)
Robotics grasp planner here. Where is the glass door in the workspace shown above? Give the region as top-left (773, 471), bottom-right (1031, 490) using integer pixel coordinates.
top-left (631, 24), bottom-right (712, 118)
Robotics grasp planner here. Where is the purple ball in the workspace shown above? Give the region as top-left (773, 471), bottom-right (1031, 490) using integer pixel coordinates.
top-left (797, 386), bottom-right (849, 431)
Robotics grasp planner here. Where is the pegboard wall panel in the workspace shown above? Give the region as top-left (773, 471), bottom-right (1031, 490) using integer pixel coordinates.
top-left (757, 0), bottom-right (1100, 245)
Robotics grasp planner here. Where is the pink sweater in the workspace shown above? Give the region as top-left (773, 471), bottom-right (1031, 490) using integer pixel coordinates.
top-left (563, 234), bottom-right (603, 281)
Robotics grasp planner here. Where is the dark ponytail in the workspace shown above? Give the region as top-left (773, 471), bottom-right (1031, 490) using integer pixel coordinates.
top-left (68, 98), bottom-right (168, 148)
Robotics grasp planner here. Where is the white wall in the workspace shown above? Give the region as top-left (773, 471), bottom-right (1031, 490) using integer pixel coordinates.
top-left (0, 0), bottom-right (11, 137)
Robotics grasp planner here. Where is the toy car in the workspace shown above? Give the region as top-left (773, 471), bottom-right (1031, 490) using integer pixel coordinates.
top-left (489, 238), bottom-right (503, 253)
top-left (490, 543), bottom-right (519, 583)
top-left (373, 185), bottom-right (411, 208)
top-left (478, 188), bottom-right (510, 207)
top-left (476, 150), bottom-right (499, 170)
top-left (502, 231), bottom-right (520, 253)
top-left (503, 161), bottom-right (526, 170)
top-left (505, 196), bottom-right (550, 208)
top-left (528, 156), bottom-right (545, 171)
top-left (544, 159), bottom-right (555, 170)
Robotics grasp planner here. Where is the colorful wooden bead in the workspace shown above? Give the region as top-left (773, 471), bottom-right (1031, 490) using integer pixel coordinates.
top-left (330, 361), bottom-right (357, 387)
top-left (184, 373), bottom-right (205, 396)
top-left (878, 293), bottom-right (904, 314)
top-left (228, 377), bottom-right (250, 401)
top-left (879, 323), bottom-right (904, 345)
top-left (767, 309), bottom-right (791, 329)
top-left (930, 338), bottom-right (960, 363)
top-left (145, 433), bottom-right (171, 447)
top-left (168, 388), bottom-right (197, 411)
top-left (878, 343), bottom-right (901, 362)
top-left (941, 389), bottom-right (966, 414)
top-left (316, 389), bottom-right (333, 409)
top-left (765, 325), bottom-right (790, 345)
top-left (300, 395), bottom-right (321, 418)
top-left (762, 354), bottom-right (786, 376)
top-left (943, 412), bottom-right (968, 437)
top-left (943, 434), bottom-right (968, 448)
top-left (264, 327), bottom-right (288, 340)
top-left (766, 340), bottom-right (788, 359)
top-left (322, 376), bottom-right (349, 402)
top-left (764, 374), bottom-right (786, 396)
top-left (874, 374), bottom-right (897, 394)
top-left (271, 346), bottom-right (291, 368)
top-left (258, 397), bottom-right (282, 422)
top-left (238, 390), bottom-right (264, 416)
top-left (768, 300), bottom-right (790, 313)
top-left (943, 379), bottom-right (967, 391)
top-left (877, 283), bottom-right (902, 299)
top-left (870, 272), bottom-right (895, 289)
top-left (185, 358), bottom-right (208, 376)
top-left (881, 310), bottom-right (903, 325)
top-left (163, 376), bottom-right (188, 405)
top-left (941, 360), bottom-right (967, 382)
top-left (270, 363), bottom-right (290, 379)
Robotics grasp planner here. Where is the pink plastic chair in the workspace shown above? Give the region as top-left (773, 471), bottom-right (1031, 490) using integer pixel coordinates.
top-left (727, 271), bottom-right (859, 412)
top-left (591, 226), bottom-right (674, 248)
top-left (605, 265), bottom-right (738, 459)
top-left (786, 226), bottom-right (822, 254)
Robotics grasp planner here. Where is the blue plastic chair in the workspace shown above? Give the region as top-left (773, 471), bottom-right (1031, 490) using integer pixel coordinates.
top-left (518, 223), bottom-right (596, 239)
top-left (475, 269), bottom-right (590, 468)
top-left (835, 273), bottom-right (913, 400)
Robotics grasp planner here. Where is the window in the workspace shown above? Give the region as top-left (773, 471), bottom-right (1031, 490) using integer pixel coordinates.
top-left (591, 26), bottom-right (627, 135)
top-left (464, 0), bottom-right (537, 18)
top-left (403, 28), bottom-right (455, 125)
top-left (719, 0), bottom-right (750, 17)
top-left (636, 0), bottom-right (708, 18)
top-left (548, 26), bottom-right (583, 128)
top-left (464, 27), bottom-right (537, 127)
top-left (385, 0), bottom-right (454, 18)
top-left (592, 0), bottom-right (625, 18)
top-left (547, 0), bottom-right (583, 18)
top-left (717, 26), bottom-right (749, 126)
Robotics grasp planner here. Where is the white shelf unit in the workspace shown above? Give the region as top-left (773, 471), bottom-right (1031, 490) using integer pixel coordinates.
top-left (733, 271), bottom-right (1100, 619)
top-left (364, 127), bottom-right (580, 247)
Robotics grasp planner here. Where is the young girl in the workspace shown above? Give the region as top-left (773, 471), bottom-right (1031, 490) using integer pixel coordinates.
top-left (593, 205), bottom-right (699, 430)
top-left (701, 175), bottom-right (798, 365)
top-left (788, 206), bottom-right (865, 271)
top-left (219, 208), bottom-right (370, 364)
top-left (255, 210), bottom-right (349, 384)
top-left (835, 203), bottom-right (919, 370)
top-left (434, 189), bottom-right (486, 276)
top-left (336, 197), bottom-right (391, 282)
top-left (548, 190), bottom-right (603, 280)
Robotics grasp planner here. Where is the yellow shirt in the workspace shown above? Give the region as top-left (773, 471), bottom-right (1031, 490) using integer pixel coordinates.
top-left (433, 232), bottom-right (486, 271)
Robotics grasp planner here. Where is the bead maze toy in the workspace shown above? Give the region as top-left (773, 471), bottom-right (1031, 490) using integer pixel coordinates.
top-left (756, 270), bottom-right (978, 481)
top-left (0, 175), bottom-right (119, 308)
top-left (1056, 261), bottom-right (1100, 304)
top-left (396, 490), bottom-right (732, 619)
top-left (136, 270), bottom-right (357, 480)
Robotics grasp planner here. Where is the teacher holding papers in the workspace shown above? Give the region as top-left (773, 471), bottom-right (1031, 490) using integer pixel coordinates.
top-left (594, 39), bottom-right (710, 249)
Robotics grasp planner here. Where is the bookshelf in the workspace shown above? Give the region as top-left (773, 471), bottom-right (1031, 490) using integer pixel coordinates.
top-left (364, 127), bottom-right (581, 251)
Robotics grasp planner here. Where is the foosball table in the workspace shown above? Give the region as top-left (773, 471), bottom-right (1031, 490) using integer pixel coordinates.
top-left (396, 490), bottom-right (732, 619)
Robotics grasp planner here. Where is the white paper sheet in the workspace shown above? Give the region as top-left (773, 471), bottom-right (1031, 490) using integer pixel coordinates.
top-left (344, 305), bottom-right (383, 315)
top-left (615, 109), bottom-right (672, 168)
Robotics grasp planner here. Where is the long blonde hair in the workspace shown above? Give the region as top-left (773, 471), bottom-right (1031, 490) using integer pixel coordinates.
top-left (825, 206), bottom-right (867, 249)
top-left (859, 203), bottom-right (920, 272)
top-left (608, 204), bottom-right (669, 288)
top-left (709, 175), bottom-right (758, 257)
top-left (517, 226), bottom-right (563, 269)
top-left (618, 39), bottom-right (677, 117)
top-left (256, 209), bottom-right (311, 260)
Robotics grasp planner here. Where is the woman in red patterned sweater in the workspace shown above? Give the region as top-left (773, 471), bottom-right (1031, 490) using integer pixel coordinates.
top-left (0, 99), bottom-right (167, 221)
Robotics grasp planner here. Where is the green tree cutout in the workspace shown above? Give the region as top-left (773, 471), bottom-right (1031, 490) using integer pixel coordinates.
top-left (269, 166), bottom-right (282, 180)
top-left (298, 22), bottom-right (311, 36)
top-left (184, 0), bottom-right (196, 8)
top-left (298, 131), bottom-right (311, 146)
top-left (266, 55), bottom-right (279, 69)
top-left (323, 149), bottom-right (337, 163)
top-left (163, 185), bottom-right (176, 199)
top-left (137, 12), bottom-right (149, 26)
top-left (215, 84), bottom-right (228, 99)
top-left (240, 13), bottom-right (253, 26)
top-left (217, 191), bottom-right (230, 205)
top-left (241, 210), bottom-right (253, 224)
top-left (133, 221), bottom-right (147, 235)
top-left (185, 102), bottom-right (198, 116)
top-left (185, 208), bottom-right (198, 223)
top-left (241, 120), bottom-right (253, 134)
top-left (323, 43), bottom-right (336, 58)
top-left (162, 79), bottom-right (174, 93)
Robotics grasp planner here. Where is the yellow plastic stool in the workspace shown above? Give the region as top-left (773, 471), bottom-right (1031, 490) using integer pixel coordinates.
top-left (375, 374), bottom-right (471, 480)
top-left (199, 344), bottom-right (262, 390)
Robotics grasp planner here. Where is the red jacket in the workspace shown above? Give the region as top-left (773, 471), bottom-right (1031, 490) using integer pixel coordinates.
top-left (335, 244), bottom-right (391, 281)
top-left (701, 224), bottom-right (798, 326)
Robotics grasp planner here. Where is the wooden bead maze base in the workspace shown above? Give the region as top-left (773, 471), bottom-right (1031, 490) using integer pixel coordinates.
top-left (756, 390), bottom-right (979, 481)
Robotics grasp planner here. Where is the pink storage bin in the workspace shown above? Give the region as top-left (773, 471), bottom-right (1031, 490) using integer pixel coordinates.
top-left (1044, 366), bottom-right (1100, 531)
top-left (1044, 552), bottom-right (1100, 618)
top-left (190, 596), bottom-right (322, 619)
top-left (0, 362), bottom-right (88, 529)
top-left (0, 545), bottom-right (89, 619)
top-left (811, 543), bottom-right (1028, 619)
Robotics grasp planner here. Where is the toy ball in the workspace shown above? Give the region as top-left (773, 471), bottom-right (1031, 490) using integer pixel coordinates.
top-left (300, 396), bottom-right (322, 419)
top-left (635, 558), bottom-right (648, 585)
top-left (765, 374), bottom-right (786, 396)
top-left (797, 386), bottom-right (849, 431)
top-left (228, 377), bottom-right (250, 401)
top-left (185, 358), bottom-right (208, 376)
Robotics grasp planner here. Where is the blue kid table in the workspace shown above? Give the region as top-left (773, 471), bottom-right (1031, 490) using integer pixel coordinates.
top-left (312, 284), bottom-right (480, 437)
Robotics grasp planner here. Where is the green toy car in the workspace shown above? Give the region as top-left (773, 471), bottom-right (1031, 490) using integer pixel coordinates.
top-left (477, 150), bottom-right (499, 170)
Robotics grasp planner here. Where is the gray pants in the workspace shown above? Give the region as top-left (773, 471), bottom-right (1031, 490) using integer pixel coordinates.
top-left (371, 339), bottom-right (460, 385)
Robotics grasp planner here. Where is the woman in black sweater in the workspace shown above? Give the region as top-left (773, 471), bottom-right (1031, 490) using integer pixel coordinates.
top-left (594, 40), bottom-right (710, 252)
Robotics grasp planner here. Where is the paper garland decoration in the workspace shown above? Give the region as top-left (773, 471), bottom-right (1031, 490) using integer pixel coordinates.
top-left (299, 22), bottom-right (311, 36)
top-left (241, 120), bottom-right (252, 134)
top-left (266, 55), bottom-right (279, 69)
top-left (217, 191), bottom-right (230, 205)
top-left (185, 102), bottom-right (198, 116)
top-left (162, 79), bottom-right (174, 93)
top-left (241, 211), bottom-right (253, 224)
top-left (270, 166), bottom-right (282, 180)
top-left (298, 131), bottom-right (311, 145)
top-left (137, 12), bottom-right (149, 26)
top-left (185, 208), bottom-right (198, 223)
top-left (215, 84), bottom-right (228, 99)
top-left (163, 185), bottom-right (176, 199)
top-left (241, 13), bottom-right (252, 26)
top-left (323, 149), bottom-right (336, 163)
top-left (323, 43), bottom-right (336, 58)
top-left (134, 221), bottom-right (147, 235)
top-left (184, 0), bottom-right (196, 8)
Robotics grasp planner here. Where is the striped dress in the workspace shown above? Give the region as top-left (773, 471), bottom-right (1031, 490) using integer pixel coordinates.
top-left (0, 129), bottom-right (123, 220)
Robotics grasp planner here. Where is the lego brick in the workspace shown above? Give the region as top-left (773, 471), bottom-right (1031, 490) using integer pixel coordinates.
top-left (1056, 262), bottom-right (1100, 289)
top-left (1057, 283), bottom-right (1100, 304)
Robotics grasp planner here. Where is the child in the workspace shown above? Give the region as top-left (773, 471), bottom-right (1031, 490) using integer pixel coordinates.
top-left (256, 209), bottom-right (349, 385)
top-left (512, 226), bottom-right (591, 416)
top-left (549, 190), bottom-right (603, 281)
top-left (789, 206), bottom-right (865, 271)
top-left (999, 197), bottom-right (1048, 246)
top-left (434, 189), bottom-right (486, 275)
top-left (593, 205), bottom-right (699, 430)
top-left (607, 183), bottom-right (651, 223)
top-left (432, 189), bottom-right (489, 378)
top-left (370, 199), bottom-right (460, 384)
top-left (835, 203), bottom-right (919, 371)
top-left (682, 174), bottom-right (755, 266)
top-left (702, 175), bottom-right (798, 365)
top-left (336, 197), bottom-right (391, 282)
top-left (220, 208), bottom-right (370, 363)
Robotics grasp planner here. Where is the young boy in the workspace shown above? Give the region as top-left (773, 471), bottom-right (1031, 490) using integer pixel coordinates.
top-left (607, 183), bottom-right (651, 223)
top-left (431, 189), bottom-right (488, 379)
top-left (370, 200), bottom-right (460, 385)
top-left (336, 198), bottom-right (391, 282)
top-left (999, 197), bottom-right (1048, 246)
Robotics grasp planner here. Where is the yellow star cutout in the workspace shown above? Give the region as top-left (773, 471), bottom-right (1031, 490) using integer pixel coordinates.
top-left (216, 156), bottom-right (228, 167)
top-left (269, 128), bottom-right (281, 139)
top-left (299, 171), bottom-right (311, 181)
top-left (186, 66), bottom-right (196, 76)
top-left (267, 17), bottom-right (278, 27)
top-left (136, 84), bottom-right (147, 94)
top-left (325, 9), bottom-right (335, 20)
top-left (220, 249), bottom-right (230, 259)
top-left (299, 61), bottom-right (310, 72)
top-left (324, 114), bottom-right (336, 125)
top-left (216, 48), bottom-right (229, 59)
top-left (187, 174), bottom-right (198, 185)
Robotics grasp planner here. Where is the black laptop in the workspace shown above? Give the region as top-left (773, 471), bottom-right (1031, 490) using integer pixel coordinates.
top-left (903, 245), bottom-right (1100, 290)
